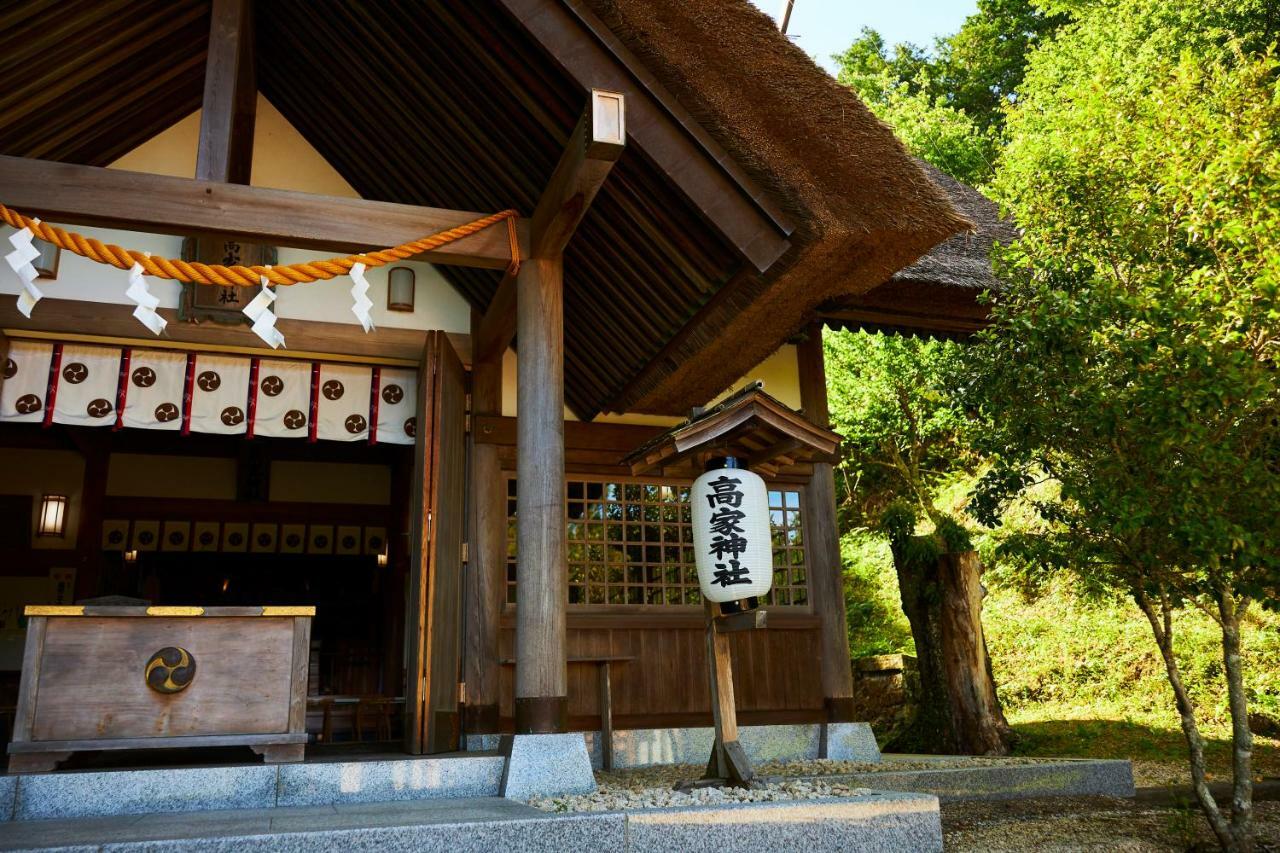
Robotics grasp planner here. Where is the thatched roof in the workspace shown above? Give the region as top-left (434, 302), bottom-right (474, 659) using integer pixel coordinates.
top-left (0, 0), bottom-right (970, 418)
top-left (581, 0), bottom-right (971, 413)
top-left (821, 161), bottom-right (1017, 338)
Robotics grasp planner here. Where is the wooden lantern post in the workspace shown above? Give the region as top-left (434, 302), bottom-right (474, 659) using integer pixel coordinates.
top-left (620, 385), bottom-right (845, 791)
top-left (694, 599), bottom-right (768, 789)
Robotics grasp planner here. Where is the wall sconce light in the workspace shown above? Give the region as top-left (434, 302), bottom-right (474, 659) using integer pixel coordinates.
top-left (37, 494), bottom-right (68, 537)
top-left (124, 550), bottom-right (138, 565)
top-left (33, 238), bottom-right (60, 280)
top-left (387, 266), bottom-right (415, 312)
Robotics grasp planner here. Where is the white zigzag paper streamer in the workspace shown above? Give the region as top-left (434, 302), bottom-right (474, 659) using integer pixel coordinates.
top-left (349, 261), bottom-right (376, 333)
top-left (243, 275), bottom-right (286, 349)
top-left (6, 224), bottom-right (43, 319)
top-left (126, 260), bottom-right (167, 336)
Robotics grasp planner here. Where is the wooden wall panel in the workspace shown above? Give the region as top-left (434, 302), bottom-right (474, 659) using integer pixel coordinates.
top-left (495, 618), bottom-right (824, 729)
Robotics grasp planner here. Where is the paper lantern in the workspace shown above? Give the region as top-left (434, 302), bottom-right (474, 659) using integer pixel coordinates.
top-left (690, 459), bottom-right (773, 605)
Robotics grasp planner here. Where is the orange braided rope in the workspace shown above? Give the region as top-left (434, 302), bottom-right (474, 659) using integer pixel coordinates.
top-left (0, 203), bottom-right (520, 287)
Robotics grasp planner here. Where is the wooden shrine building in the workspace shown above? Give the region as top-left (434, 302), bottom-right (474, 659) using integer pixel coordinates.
top-left (0, 0), bottom-right (975, 760)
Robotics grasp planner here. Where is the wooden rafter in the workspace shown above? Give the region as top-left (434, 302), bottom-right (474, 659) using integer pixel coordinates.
top-left (475, 90), bottom-right (626, 363)
top-left (0, 155), bottom-right (528, 269)
top-left (497, 0), bottom-right (793, 272)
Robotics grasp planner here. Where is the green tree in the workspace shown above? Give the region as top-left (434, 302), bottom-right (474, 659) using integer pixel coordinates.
top-left (834, 30), bottom-right (998, 186)
top-left (832, 0), bottom-right (1069, 186)
top-left (826, 330), bottom-right (1012, 754)
top-left (965, 2), bottom-right (1280, 845)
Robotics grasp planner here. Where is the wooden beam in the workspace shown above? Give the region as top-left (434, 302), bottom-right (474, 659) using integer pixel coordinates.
top-left (497, 0), bottom-right (793, 272)
top-left (473, 267), bottom-right (517, 364)
top-left (464, 309), bottom-right (505, 734)
top-left (796, 322), bottom-right (856, 724)
top-left (196, 0), bottom-right (257, 184)
top-left (530, 89), bottom-right (626, 258)
top-left (0, 297), bottom-right (472, 367)
top-left (0, 155), bottom-right (527, 269)
top-left (474, 91), bottom-right (625, 362)
top-left (513, 256), bottom-right (568, 733)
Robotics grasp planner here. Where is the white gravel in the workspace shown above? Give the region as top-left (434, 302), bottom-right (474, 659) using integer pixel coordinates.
top-left (528, 776), bottom-right (876, 813)
top-left (528, 757), bottom-right (1052, 813)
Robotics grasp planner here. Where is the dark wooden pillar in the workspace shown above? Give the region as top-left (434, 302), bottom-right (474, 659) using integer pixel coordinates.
top-left (465, 310), bottom-right (505, 733)
top-left (196, 0), bottom-right (256, 185)
top-left (514, 257), bottom-right (568, 733)
top-left (71, 432), bottom-right (110, 602)
top-left (797, 322), bottom-right (856, 721)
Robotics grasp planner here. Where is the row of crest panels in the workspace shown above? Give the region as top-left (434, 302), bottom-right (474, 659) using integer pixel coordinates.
top-left (1, 340), bottom-right (417, 443)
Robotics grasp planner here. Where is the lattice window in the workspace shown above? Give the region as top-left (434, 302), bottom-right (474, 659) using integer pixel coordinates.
top-left (505, 476), bottom-right (807, 607)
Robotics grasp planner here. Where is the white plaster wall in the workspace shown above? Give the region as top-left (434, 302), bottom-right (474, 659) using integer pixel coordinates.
top-left (0, 95), bottom-right (471, 335)
top-left (499, 343), bottom-right (803, 423)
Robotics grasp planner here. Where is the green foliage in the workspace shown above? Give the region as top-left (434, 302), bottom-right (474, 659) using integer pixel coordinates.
top-left (831, 0), bottom-right (1070, 183)
top-left (987, 585), bottom-right (1280, 726)
top-left (834, 30), bottom-right (998, 185)
top-left (967, 0), bottom-right (1280, 610)
top-left (842, 530), bottom-right (915, 659)
top-left (825, 330), bottom-right (976, 539)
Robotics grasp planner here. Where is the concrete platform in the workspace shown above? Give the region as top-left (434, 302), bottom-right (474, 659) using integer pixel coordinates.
top-left (1, 754), bottom-right (506, 821)
top-left (0, 797), bottom-right (621, 852)
top-left (831, 755), bottom-right (1136, 802)
top-left (0, 791), bottom-right (941, 852)
top-left (467, 722), bottom-right (881, 769)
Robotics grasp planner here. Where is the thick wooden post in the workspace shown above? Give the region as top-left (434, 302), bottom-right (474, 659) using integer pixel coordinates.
top-left (514, 257), bottom-right (568, 733)
top-left (196, 0), bottom-right (256, 184)
top-left (465, 310), bottom-right (505, 733)
top-left (797, 323), bottom-right (856, 722)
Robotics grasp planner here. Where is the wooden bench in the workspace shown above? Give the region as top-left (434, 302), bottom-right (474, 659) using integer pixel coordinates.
top-left (499, 655), bottom-right (634, 770)
top-left (307, 695), bottom-right (404, 743)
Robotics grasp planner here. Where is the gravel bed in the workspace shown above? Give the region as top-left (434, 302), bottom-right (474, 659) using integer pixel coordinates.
top-left (575, 756), bottom-right (1059, 796)
top-left (529, 756), bottom-right (1057, 813)
top-left (528, 777), bottom-right (876, 813)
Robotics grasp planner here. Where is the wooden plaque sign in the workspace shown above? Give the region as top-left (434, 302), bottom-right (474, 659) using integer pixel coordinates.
top-left (179, 237), bottom-right (277, 324)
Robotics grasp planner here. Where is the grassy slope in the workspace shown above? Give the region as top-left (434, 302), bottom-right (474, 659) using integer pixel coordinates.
top-left (843, 531), bottom-right (1280, 781)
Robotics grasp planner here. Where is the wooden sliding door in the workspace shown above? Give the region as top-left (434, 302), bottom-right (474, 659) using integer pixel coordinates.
top-left (405, 331), bottom-right (468, 754)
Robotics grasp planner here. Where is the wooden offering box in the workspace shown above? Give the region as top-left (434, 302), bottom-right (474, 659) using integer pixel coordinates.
top-left (8, 605), bottom-right (313, 773)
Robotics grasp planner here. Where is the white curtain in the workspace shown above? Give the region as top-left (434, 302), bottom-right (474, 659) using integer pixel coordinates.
top-left (0, 340), bottom-right (54, 423)
top-left (188, 354), bottom-right (251, 435)
top-left (315, 363), bottom-right (373, 442)
top-left (52, 345), bottom-right (122, 427)
top-left (120, 349), bottom-right (187, 431)
top-left (254, 358), bottom-right (313, 439)
top-left (374, 367), bottom-right (418, 445)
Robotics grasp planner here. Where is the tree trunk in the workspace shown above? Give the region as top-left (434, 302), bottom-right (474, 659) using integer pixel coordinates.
top-left (890, 544), bottom-right (1012, 755)
top-left (1218, 588), bottom-right (1255, 853)
top-left (1135, 587), bottom-right (1237, 851)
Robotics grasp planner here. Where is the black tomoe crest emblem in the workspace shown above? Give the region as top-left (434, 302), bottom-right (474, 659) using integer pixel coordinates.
top-left (145, 646), bottom-right (197, 694)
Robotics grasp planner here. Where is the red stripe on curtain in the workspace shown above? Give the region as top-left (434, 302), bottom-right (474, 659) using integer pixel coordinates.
top-left (307, 362), bottom-right (321, 443)
top-left (368, 366), bottom-right (381, 446)
top-left (246, 358), bottom-right (260, 439)
top-left (113, 348), bottom-right (132, 431)
top-left (180, 353), bottom-right (197, 435)
top-left (42, 343), bottom-right (63, 428)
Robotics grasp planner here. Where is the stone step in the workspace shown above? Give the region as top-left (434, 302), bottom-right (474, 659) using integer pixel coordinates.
top-left (0, 754), bottom-right (505, 822)
top-left (0, 792), bottom-right (944, 853)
